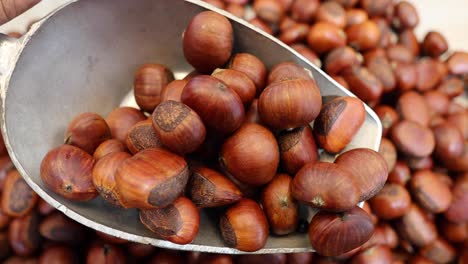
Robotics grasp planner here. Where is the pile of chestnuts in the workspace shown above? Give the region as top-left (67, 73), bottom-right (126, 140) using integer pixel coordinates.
top-left (39, 8), bottom-right (388, 256)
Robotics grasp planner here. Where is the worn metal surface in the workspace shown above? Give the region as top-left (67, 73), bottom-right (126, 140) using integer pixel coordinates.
top-left (0, 0), bottom-right (381, 254)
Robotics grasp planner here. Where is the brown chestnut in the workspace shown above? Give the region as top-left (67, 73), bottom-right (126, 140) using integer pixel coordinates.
top-left (287, 252), bottom-right (316, 264)
top-left (416, 58), bottom-right (442, 92)
top-left (420, 238), bottom-right (456, 264)
top-left (440, 218), bottom-right (467, 243)
top-left (387, 160), bottom-right (411, 185)
top-left (93, 139), bottom-right (127, 160)
top-left (259, 78), bottom-right (321, 130)
top-left (447, 111), bottom-right (468, 140)
top-left (0, 207), bottom-right (11, 230)
top-left (342, 66), bottom-right (383, 103)
top-left (0, 155), bottom-right (14, 192)
top-left (390, 120), bottom-right (435, 158)
top-left (335, 148), bottom-right (389, 201)
top-left (291, 0), bottom-right (319, 23)
top-left (378, 138), bottom-right (397, 171)
top-left (393, 62), bottom-right (417, 91)
top-left (64, 112), bottom-right (111, 154)
top-left (126, 242), bottom-right (156, 258)
top-left (160, 80), bottom-right (188, 102)
top-left (115, 148), bottom-right (189, 209)
top-left (40, 144), bottom-right (98, 201)
top-left (277, 126), bottom-right (318, 175)
top-left (422, 31), bottom-right (448, 58)
top-left (393, 1), bottom-right (419, 30)
top-left (228, 53), bottom-right (267, 94)
top-left (316, 1), bottom-right (346, 28)
top-left (432, 122), bottom-right (464, 160)
top-left (86, 242), bottom-right (126, 264)
top-left (446, 51), bottom-right (468, 75)
top-left (8, 212), bottom-right (41, 256)
top-left (226, 3), bottom-right (244, 18)
top-left (292, 162), bottom-right (359, 211)
top-left (365, 56), bottom-right (396, 93)
top-left (126, 119), bottom-right (162, 154)
top-left (37, 199), bottom-right (55, 216)
top-left (198, 253), bottom-right (234, 264)
top-left (253, 0), bottom-right (285, 24)
top-left (346, 21), bottom-right (381, 51)
top-left (140, 196), bottom-right (199, 245)
top-left (106, 107), bottom-right (146, 143)
top-left (189, 166), bottom-right (242, 208)
top-left (39, 212), bottom-right (87, 244)
top-left (220, 123), bottom-right (279, 186)
top-left (406, 156), bottom-right (434, 171)
top-left (324, 46), bottom-right (362, 76)
top-left (249, 18), bottom-right (274, 35)
top-left (436, 77), bottom-right (465, 99)
top-left (38, 245), bottom-right (76, 264)
top-left (212, 68), bottom-right (256, 107)
top-left (396, 204), bottom-right (437, 247)
top-left (237, 254), bottom-right (286, 264)
top-left (219, 198), bottom-right (269, 252)
top-left (369, 183), bottom-right (411, 219)
top-left (279, 23), bottom-right (310, 45)
top-left (308, 206), bottom-right (374, 257)
top-left (290, 44), bottom-right (322, 68)
top-left (1, 170), bottom-right (38, 217)
top-left (181, 75), bottom-right (244, 135)
top-left (134, 63), bottom-right (175, 112)
top-left (345, 8), bottom-right (368, 28)
top-left (386, 44), bottom-right (415, 63)
top-left (397, 91), bottom-right (430, 127)
top-left (444, 175), bottom-right (468, 223)
top-left (92, 151), bottom-right (131, 206)
top-left (183, 11), bottom-right (233, 73)
top-left (313, 96), bottom-right (366, 154)
top-left (424, 90), bottom-right (449, 116)
top-left (203, 0), bottom-right (225, 9)
top-left (351, 245), bottom-right (393, 264)
top-left (267, 62), bottom-right (314, 84)
top-left (261, 174), bottom-right (299, 235)
top-left (307, 22), bottom-right (346, 54)
top-left (375, 105), bottom-right (399, 136)
top-left (152, 100), bottom-right (206, 154)
top-left (399, 29), bottom-right (420, 56)
top-left (96, 231), bottom-right (128, 244)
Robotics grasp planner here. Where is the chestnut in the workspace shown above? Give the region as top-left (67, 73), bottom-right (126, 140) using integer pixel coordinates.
top-left (307, 22), bottom-right (346, 54)
top-left (375, 105), bottom-right (399, 136)
top-left (335, 148), bottom-right (388, 201)
top-left (387, 160), bottom-right (411, 186)
top-left (40, 144), bottom-right (98, 201)
top-left (308, 206), bottom-right (374, 257)
top-left (126, 242), bottom-right (156, 258)
top-left (93, 139), bottom-right (127, 160)
top-left (331, 75), bottom-right (350, 90)
top-left (287, 252), bottom-right (316, 264)
top-left (396, 204), bottom-right (437, 247)
top-left (115, 148), bottom-right (189, 209)
top-left (351, 245), bottom-right (393, 264)
top-left (39, 212), bottom-right (87, 244)
top-left (148, 250), bottom-right (186, 264)
top-left (8, 212), bottom-right (41, 256)
top-left (397, 91), bottom-right (430, 127)
top-left (292, 162), bottom-right (359, 211)
top-left (160, 80), bottom-right (188, 102)
top-left (92, 151), bottom-right (131, 206)
top-left (64, 112), bottom-right (111, 154)
top-left (38, 245), bottom-right (76, 264)
top-left (278, 23), bottom-right (310, 45)
top-left (198, 253), bottom-right (234, 264)
top-left (259, 78), bottom-right (321, 130)
top-left (140, 196), bottom-right (199, 245)
top-left (313, 96), bottom-right (366, 154)
top-left (212, 68), bottom-right (256, 107)
top-left (444, 174), bottom-right (468, 223)
top-left (152, 100), bottom-right (206, 154)
top-left (277, 126), bottom-right (318, 175)
top-left (279, 16), bottom-right (296, 31)
top-left (290, 44), bottom-right (322, 68)
top-left (237, 254), bottom-right (286, 264)
top-left (390, 120), bottom-right (435, 158)
top-left (183, 11), bottom-right (233, 73)
top-left (267, 62), bottom-right (314, 84)
top-left (432, 122), bottom-right (464, 160)
top-left (415, 58), bottom-right (442, 92)
top-left (86, 242), bottom-right (126, 264)
top-left (96, 231), bottom-right (128, 244)
top-left (244, 99), bottom-right (263, 125)
top-left (393, 62), bottom-right (417, 91)
top-left (393, 1), bottom-right (419, 30)
top-left (346, 21), bottom-right (381, 51)
top-left (189, 166), bottom-right (242, 208)
top-left (220, 123), bottom-right (279, 186)
top-left (316, 1), bottom-right (346, 28)
top-left (1, 169), bottom-right (37, 218)
top-left (324, 46), bottom-right (362, 76)
top-left (134, 63), bottom-right (175, 112)
top-left (446, 51), bottom-right (468, 75)
top-left (37, 199), bottom-right (55, 216)
top-left (345, 8), bottom-right (368, 28)
top-left (406, 156), bottom-right (434, 171)
top-left (365, 56), bottom-right (396, 92)
top-left (369, 183), bottom-right (411, 219)
top-left (386, 44), bottom-right (415, 64)
top-left (226, 3), bottom-right (244, 18)
top-left (440, 218), bottom-right (467, 243)
top-left (342, 66), bottom-right (383, 103)
top-left (378, 138), bottom-right (397, 171)
top-left (126, 119), bottom-right (162, 154)
top-left (105, 107), bottom-right (146, 143)
top-left (219, 199), bottom-right (268, 252)
top-left (252, 0), bottom-right (285, 24)
top-left (331, 0), bottom-right (358, 8)
top-left (261, 174), bottom-right (299, 235)
top-left (181, 75), bottom-right (244, 135)
top-left (249, 18), bottom-right (274, 35)
top-left (422, 31), bottom-right (448, 58)
top-left (399, 29), bottom-right (420, 56)
top-left (291, 0), bottom-right (319, 23)
top-left (420, 238), bottom-right (456, 264)
top-left (424, 90), bottom-right (449, 116)
top-left (0, 155), bottom-right (14, 192)
top-left (228, 53), bottom-right (267, 94)
top-left (0, 207), bottom-right (11, 230)
top-left (436, 77), bottom-right (465, 99)
top-left (442, 141), bottom-right (468, 172)
top-left (447, 111), bottom-right (468, 140)
top-left (203, 0), bottom-right (225, 9)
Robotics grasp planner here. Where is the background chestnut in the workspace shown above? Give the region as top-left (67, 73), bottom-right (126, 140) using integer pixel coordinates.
top-left (86, 242), bottom-right (126, 264)
top-left (393, 1), bottom-right (419, 30)
top-left (38, 245), bottom-right (77, 264)
top-left (369, 183), bottom-right (411, 219)
top-left (1, 170), bottom-right (38, 217)
top-left (39, 212), bottom-right (87, 244)
top-left (64, 112), bottom-right (111, 154)
top-left (133, 63), bottom-right (175, 112)
top-left (277, 126), bottom-right (318, 175)
top-left (375, 105), bottom-right (399, 136)
top-left (40, 145), bottom-right (97, 201)
top-left (351, 245), bottom-right (393, 264)
top-left (8, 212), bottom-right (41, 256)
top-left (140, 196), bottom-right (199, 245)
top-left (444, 174), bottom-right (468, 223)
top-left (396, 204), bottom-right (437, 247)
top-left (342, 66), bottom-right (383, 103)
top-left (261, 174), bottom-right (298, 235)
top-left (291, 0), bottom-right (319, 23)
top-left (115, 148), bottom-right (189, 209)
top-left (316, 1), bottom-right (346, 28)
top-left (220, 123), bottom-right (279, 186)
top-left (105, 107), bottom-right (146, 143)
top-left (93, 139), bottom-right (127, 160)
top-left (397, 91), bottom-right (430, 127)
top-left (183, 11), bottom-right (233, 73)
top-left (307, 22), bottom-right (346, 54)
top-left (212, 69), bottom-right (256, 107)
top-left (409, 170), bottom-right (452, 213)
top-left (432, 122), bottom-right (464, 160)
top-left (390, 120), bottom-right (435, 158)
top-left (378, 138), bottom-right (397, 171)
top-left (346, 21), bottom-right (381, 51)
top-left (419, 237), bottom-right (456, 264)
top-left (219, 199), bottom-right (268, 252)
top-left (228, 53), bottom-right (267, 94)
top-left (308, 206), bottom-right (374, 257)
top-left (152, 100), bottom-right (206, 154)
top-left (126, 119), bottom-right (162, 154)
top-left (252, 0), bottom-right (285, 24)
top-left (422, 31), bottom-right (448, 58)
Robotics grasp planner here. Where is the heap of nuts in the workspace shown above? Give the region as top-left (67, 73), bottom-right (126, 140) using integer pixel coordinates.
top-left (198, 0), bottom-right (468, 262)
top-left (38, 8), bottom-right (389, 255)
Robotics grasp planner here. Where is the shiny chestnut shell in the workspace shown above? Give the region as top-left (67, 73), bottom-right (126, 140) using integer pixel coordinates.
top-left (307, 22), bottom-right (346, 54)
top-left (212, 69), bottom-right (256, 107)
top-left (64, 112), bottom-right (111, 154)
top-left (115, 148), bottom-right (189, 209)
top-left (183, 11), bottom-right (233, 73)
top-left (396, 204), bottom-right (437, 247)
top-left (219, 199), bottom-right (269, 252)
top-left (160, 80), bottom-right (188, 102)
top-left (369, 183), bottom-right (411, 219)
top-left (308, 206), bottom-right (374, 257)
top-left (40, 144), bottom-right (97, 201)
top-left (1, 170), bottom-right (38, 217)
top-left (93, 139), bottom-right (127, 160)
top-left (390, 120), bottom-right (435, 158)
top-left (291, 162), bottom-right (359, 212)
top-left (410, 170), bottom-right (452, 213)
top-left (277, 126), bottom-right (318, 175)
top-left (228, 53), bottom-right (267, 94)
top-left (106, 107), bottom-right (146, 143)
top-left (220, 123), bottom-right (279, 186)
top-left (126, 119), bottom-right (162, 154)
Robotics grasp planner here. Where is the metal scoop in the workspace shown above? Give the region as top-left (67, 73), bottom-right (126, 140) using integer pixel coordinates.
top-left (0, 0), bottom-right (382, 254)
